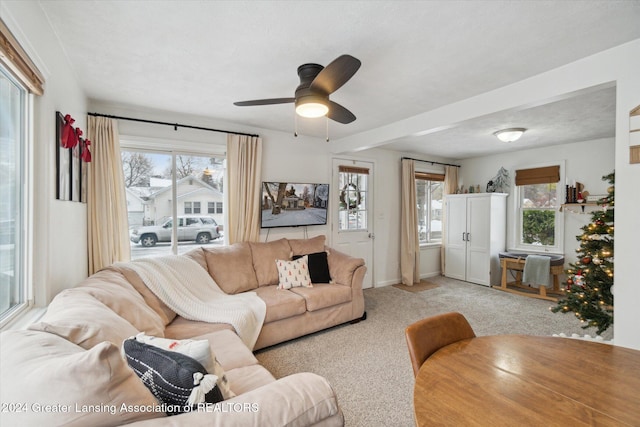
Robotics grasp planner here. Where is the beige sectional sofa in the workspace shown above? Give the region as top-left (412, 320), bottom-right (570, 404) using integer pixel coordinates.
top-left (0, 235), bottom-right (366, 426)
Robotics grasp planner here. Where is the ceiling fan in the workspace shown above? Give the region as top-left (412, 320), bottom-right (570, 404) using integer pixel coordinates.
top-left (234, 54), bottom-right (361, 124)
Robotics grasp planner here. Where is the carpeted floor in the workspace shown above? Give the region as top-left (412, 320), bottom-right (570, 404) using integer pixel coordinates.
top-left (255, 276), bottom-right (613, 427)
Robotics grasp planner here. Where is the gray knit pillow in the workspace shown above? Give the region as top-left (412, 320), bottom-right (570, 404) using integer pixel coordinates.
top-left (123, 339), bottom-right (223, 415)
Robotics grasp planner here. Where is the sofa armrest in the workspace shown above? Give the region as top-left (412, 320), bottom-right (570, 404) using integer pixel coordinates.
top-left (128, 372), bottom-right (343, 427)
top-left (326, 247), bottom-right (365, 288)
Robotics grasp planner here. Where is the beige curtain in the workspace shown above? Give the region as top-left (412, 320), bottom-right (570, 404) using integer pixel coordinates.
top-left (401, 159), bottom-right (420, 285)
top-left (226, 134), bottom-right (263, 244)
top-left (87, 116), bottom-right (130, 274)
top-left (440, 165), bottom-right (459, 273)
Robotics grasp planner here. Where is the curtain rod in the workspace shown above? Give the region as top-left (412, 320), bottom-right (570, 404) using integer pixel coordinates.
top-left (401, 156), bottom-right (460, 168)
top-left (87, 112), bottom-right (259, 138)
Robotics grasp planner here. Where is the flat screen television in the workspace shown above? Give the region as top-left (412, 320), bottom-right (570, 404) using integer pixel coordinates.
top-left (261, 182), bottom-right (329, 228)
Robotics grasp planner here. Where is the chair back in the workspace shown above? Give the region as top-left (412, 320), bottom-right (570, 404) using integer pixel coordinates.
top-left (405, 312), bottom-right (476, 377)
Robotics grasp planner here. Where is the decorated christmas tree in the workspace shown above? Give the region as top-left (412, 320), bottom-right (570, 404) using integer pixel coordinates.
top-left (552, 172), bottom-right (614, 334)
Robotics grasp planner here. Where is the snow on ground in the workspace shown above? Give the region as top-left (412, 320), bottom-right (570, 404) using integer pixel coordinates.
top-left (261, 208), bottom-right (327, 227)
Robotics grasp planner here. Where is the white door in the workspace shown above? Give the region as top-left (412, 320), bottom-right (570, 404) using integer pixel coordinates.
top-left (465, 196), bottom-right (491, 285)
top-left (444, 196), bottom-right (467, 281)
top-left (332, 159), bottom-right (374, 288)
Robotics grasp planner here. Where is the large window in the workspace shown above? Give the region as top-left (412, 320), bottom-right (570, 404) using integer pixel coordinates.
top-left (515, 165), bottom-right (562, 252)
top-left (415, 172), bottom-right (444, 244)
top-left (122, 150), bottom-right (225, 260)
top-left (0, 65), bottom-right (27, 321)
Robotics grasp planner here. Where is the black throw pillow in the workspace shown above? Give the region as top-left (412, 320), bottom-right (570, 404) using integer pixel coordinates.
top-left (293, 251), bottom-right (332, 283)
top-left (123, 339), bottom-right (223, 415)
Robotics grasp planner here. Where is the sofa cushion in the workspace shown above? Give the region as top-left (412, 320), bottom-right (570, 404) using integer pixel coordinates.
top-left (254, 285), bottom-right (307, 323)
top-left (123, 339), bottom-right (223, 415)
top-left (133, 333), bottom-right (235, 400)
top-left (28, 289), bottom-right (139, 349)
top-left (191, 329), bottom-right (260, 372)
top-left (290, 283), bottom-right (353, 312)
top-left (293, 251), bottom-right (332, 283)
top-left (328, 248), bottom-right (366, 286)
top-left (183, 247), bottom-right (209, 272)
top-left (249, 238), bottom-right (292, 286)
top-left (76, 269), bottom-right (165, 336)
top-left (288, 235), bottom-right (326, 256)
top-left (115, 265), bottom-right (177, 326)
top-left (164, 316), bottom-right (234, 340)
top-left (204, 242), bottom-right (259, 294)
top-left (276, 256), bottom-right (313, 290)
top-left (225, 364), bottom-right (276, 396)
top-left (0, 330), bottom-right (162, 426)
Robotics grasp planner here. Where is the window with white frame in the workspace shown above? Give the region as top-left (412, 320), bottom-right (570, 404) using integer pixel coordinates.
top-left (0, 65), bottom-right (28, 321)
top-left (415, 172), bottom-right (444, 244)
top-left (122, 149), bottom-right (225, 259)
top-left (514, 165), bottom-right (562, 252)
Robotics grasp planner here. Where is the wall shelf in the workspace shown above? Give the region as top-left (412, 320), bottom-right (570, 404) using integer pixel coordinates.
top-left (560, 202), bottom-right (599, 213)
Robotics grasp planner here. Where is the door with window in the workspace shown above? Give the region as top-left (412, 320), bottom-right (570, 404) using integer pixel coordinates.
top-left (332, 159), bottom-right (374, 288)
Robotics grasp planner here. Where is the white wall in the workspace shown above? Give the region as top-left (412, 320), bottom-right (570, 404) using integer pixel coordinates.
top-left (2, 1), bottom-right (89, 305)
top-left (459, 137), bottom-right (615, 265)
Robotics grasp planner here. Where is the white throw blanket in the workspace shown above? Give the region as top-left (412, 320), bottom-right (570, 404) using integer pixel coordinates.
top-left (116, 255), bottom-right (266, 350)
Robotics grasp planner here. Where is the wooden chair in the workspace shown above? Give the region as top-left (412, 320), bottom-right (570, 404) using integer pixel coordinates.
top-left (405, 312), bottom-right (476, 377)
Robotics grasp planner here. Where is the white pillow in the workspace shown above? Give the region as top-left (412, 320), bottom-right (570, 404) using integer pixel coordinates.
top-left (276, 256), bottom-right (313, 289)
top-left (132, 333), bottom-right (235, 400)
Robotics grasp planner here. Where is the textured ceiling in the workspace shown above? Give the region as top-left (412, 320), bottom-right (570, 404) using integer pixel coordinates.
top-left (35, 0), bottom-right (640, 158)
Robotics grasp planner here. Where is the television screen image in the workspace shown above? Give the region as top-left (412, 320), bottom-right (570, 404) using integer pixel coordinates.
top-left (261, 182), bottom-right (329, 228)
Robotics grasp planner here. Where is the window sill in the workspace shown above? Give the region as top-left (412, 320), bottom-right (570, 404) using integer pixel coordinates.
top-left (420, 242), bottom-right (442, 249)
top-left (0, 304), bottom-right (47, 332)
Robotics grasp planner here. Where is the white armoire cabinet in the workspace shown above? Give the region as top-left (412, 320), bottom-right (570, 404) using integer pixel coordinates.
top-left (444, 193), bottom-right (507, 286)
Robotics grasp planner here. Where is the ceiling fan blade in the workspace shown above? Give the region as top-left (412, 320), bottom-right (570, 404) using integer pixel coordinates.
top-left (234, 98), bottom-right (295, 106)
top-left (328, 101), bottom-right (356, 124)
top-left (310, 55), bottom-right (361, 95)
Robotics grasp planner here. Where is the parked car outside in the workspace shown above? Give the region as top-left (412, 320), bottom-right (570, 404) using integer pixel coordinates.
top-left (130, 215), bottom-right (221, 247)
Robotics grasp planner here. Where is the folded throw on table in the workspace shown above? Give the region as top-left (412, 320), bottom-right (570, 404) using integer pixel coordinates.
top-left (522, 255), bottom-right (551, 288)
top-left (116, 255), bottom-right (266, 350)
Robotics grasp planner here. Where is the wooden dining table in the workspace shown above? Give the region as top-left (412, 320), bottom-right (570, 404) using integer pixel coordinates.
top-left (414, 335), bottom-right (640, 426)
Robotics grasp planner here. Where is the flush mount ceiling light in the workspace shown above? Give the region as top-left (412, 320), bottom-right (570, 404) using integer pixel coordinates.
top-left (295, 95), bottom-right (329, 118)
top-left (493, 128), bottom-right (527, 143)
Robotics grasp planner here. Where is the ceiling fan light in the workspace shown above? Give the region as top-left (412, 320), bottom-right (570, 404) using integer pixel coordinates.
top-left (494, 128), bottom-right (527, 143)
top-left (295, 98), bottom-right (329, 118)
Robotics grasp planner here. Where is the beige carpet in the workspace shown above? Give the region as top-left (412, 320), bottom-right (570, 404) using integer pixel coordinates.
top-left (255, 276), bottom-right (613, 427)
top-left (392, 279), bottom-right (439, 292)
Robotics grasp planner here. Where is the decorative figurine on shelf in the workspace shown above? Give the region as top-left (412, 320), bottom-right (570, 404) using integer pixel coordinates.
top-left (486, 180), bottom-right (496, 193)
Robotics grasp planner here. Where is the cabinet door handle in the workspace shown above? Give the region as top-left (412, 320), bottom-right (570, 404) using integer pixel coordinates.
top-left (466, 232), bottom-right (470, 241)
top-left (462, 232), bottom-right (466, 241)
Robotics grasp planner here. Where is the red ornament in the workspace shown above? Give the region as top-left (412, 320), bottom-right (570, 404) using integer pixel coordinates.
top-left (566, 278), bottom-right (573, 286)
top-left (81, 139), bottom-right (92, 162)
top-left (582, 257), bottom-right (592, 265)
top-left (595, 219), bottom-right (605, 226)
top-left (61, 114), bottom-right (76, 148)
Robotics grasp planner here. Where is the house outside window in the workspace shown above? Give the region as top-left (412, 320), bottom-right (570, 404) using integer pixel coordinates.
top-left (514, 164), bottom-right (563, 253)
top-left (121, 150), bottom-right (225, 260)
top-left (415, 172), bottom-right (444, 244)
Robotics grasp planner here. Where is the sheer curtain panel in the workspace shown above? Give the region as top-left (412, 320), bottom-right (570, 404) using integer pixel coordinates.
top-left (441, 165), bottom-right (459, 273)
top-left (87, 116), bottom-right (130, 274)
top-left (401, 159), bottom-right (420, 285)
top-left (226, 134), bottom-right (262, 244)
